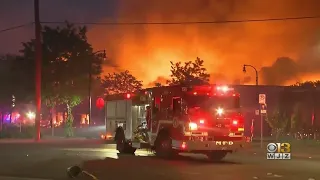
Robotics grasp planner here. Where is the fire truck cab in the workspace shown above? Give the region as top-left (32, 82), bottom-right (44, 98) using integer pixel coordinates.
top-left (108, 85), bottom-right (246, 161)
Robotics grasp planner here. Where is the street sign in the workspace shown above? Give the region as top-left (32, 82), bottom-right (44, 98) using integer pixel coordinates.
top-left (255, 110), bottom-right (259, 115)
top-left (260, 104), bottom-right (267, 114)
top-left (259, 94), bottom-right (266, 104)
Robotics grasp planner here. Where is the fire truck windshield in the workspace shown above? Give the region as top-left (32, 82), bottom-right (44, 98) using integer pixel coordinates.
top-left (185, 95), bottom-right (240, 110)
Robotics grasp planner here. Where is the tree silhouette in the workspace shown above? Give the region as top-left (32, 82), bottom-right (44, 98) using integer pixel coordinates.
top-left (265, 108), bottom-right (289, 140)
top-left (102, 70), bottom-right (143, 95)
top-left (0, 55), bottom-right (17, 127)
top-left (0, 55), bottom-right (16, 109)
top-left (167, 57), bottom-right (210, 86)
top-left (0, 54), bottom-right (35, 127)
top-left (291, 80), bottom-right (320, 139)
top-left (20, 22), bottom-right (103, 136)
top-left (154, 82), bottom-right (162, 87)
top-left (290, 102), bottom-right (303, 139)
top-left (293, 80), bottom-right (320, 88)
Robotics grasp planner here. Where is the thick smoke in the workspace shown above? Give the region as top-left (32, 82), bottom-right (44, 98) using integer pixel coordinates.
top-left (88, 0), bottom-right (320, 86)
top-left (260, 42), bottom-right (320, 85)
top-left (233, 76), bottom-right (252, 85)
top-left (147, 76), bottom-right (169, 87)
top-left (260, 57), bottom-right (300, 85)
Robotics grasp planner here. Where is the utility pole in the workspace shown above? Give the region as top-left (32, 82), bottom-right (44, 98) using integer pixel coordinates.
top-left (88, 64), bottom-right (92, 125)
top-left (34, 0), bottom-right (42, 141)
top-left (88, 50), bottom-right (106, 126)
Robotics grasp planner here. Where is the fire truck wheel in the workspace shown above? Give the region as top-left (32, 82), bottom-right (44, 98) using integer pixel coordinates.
top-left (206, 151), bottom-right (228, 162)
top-left (155, 133), bottom-right (177, 158)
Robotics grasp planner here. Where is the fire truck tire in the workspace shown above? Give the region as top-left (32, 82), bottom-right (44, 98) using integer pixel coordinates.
top-left (155, 132), bottom-right (178, 158)
top-left (206, 151), bottom-right (228, 162)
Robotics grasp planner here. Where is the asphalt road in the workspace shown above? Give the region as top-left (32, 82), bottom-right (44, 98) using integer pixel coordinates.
top-left (0, 139), bottom-right (318, 180)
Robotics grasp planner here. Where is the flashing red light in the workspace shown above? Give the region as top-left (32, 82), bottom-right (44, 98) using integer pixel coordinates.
top-left (199, 119), bottom-right (205, 124)
top-left (193, 92), bottom-right (197, 95)
top-left (96, 98), bottom-right (105, 109)
top-left (126, 93), bottom-right (131, 99)
top-left (232, 120), bottom-right (238, 125)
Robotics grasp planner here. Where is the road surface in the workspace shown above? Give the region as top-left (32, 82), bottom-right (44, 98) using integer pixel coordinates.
top-left (0, 139), bottom-right (318, 180)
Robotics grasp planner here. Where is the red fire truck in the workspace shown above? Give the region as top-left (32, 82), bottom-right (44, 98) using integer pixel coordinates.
top-left (107, 85), bottom-right (246, 161)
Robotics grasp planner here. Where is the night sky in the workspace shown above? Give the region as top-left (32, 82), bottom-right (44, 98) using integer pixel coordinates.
top-left (1, 0), bottom-right (320, 86)
top-left (0, 0), bottom-right (117, 54)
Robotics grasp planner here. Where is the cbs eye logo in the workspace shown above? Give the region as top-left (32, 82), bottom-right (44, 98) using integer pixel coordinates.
top-left (267, 143), bottom-right (291, 153)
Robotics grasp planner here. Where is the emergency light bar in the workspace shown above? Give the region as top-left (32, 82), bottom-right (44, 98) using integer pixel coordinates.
top-left (187, 85), bottom-right (236, 96)
top-left (216, 107), bottom-right (224, 115)
top-left (216, 86), bottom-right (234, 92)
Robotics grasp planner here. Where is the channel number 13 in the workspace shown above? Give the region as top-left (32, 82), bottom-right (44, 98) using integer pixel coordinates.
top-left (267, 143), bottom-right (291, 153)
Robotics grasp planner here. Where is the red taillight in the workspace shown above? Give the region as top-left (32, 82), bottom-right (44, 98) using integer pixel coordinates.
top-left (126, 93), bottom-right (131, 99)
top-left (181, 142), bottom-right (186, 149)
top-left (199, 119), bottom-right (205, 124)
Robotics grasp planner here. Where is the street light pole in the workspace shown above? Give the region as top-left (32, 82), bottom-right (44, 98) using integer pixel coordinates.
top-left (243, 64), bottom-right (263, 147)
top-left (243, 64), bottom-right (258, 86)
top-left (88, 50), bottom-right (106, 126)
top-left (34, 0), bottom-right (42, 141)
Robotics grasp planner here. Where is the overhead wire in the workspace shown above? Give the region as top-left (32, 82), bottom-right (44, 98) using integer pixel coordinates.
top-left (40, 15), bottom-right (320, 26)
top-left (0, 22), bottom-right (34, 33)
top-left (1, 15), bottom-right (320, 34)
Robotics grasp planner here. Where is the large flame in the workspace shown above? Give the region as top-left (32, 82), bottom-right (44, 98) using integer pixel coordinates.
top-left (88, 0), bottom-right (320, 87)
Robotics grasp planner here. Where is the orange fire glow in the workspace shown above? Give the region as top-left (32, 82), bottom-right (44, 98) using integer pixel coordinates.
top-left (87, 0), bottom-right (320, 87)
top-left (284, 73), bottom-right (320, 86)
